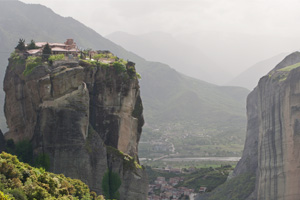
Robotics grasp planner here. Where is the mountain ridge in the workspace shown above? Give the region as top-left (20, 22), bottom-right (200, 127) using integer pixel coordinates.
top-left (227, 53), bottom-right (288, 90)
top-left (106, 31), bottom-right (233, 85)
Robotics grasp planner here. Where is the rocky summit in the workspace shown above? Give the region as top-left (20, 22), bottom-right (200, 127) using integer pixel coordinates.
top-left (3, 49), bottom-right (148, 199)
top-left (234, 52), bottom-right (300, 200)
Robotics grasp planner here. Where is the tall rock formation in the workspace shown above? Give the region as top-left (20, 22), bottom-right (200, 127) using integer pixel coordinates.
top-left (234, 52), bottom-right (300, 200)
top-left (3, 53), bottom-right (148, 199)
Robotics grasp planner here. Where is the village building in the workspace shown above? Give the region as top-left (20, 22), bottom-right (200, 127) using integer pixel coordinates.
top-left (26, 48), bottom-right (42, 56)
top-left (155, 177), bottom-right (166, 184)
top-left (199, 186), bottom-right (207, 193)
top-left (148, 175), bottom-right (197, 200)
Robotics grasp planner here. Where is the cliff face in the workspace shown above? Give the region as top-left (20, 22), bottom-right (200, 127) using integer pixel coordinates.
top-left (234, 52), bottom-right (300, 200)
top-left (3, 56), bottom-right (148, 199)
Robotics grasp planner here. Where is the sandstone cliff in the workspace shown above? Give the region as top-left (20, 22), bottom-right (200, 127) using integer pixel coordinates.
top-left (3, 54), bottom-right (148, 199)
top-left (234, 52), bottom-right (300, 200)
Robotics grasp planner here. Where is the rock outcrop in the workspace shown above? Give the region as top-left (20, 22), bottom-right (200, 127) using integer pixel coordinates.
top-left (3, 55), bottom-right (148, 199)
top-left (234, 52), bottom-right (300, 200)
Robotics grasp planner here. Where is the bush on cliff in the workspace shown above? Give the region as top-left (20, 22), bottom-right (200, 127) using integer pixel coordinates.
top-left (9, 52), bottom-right (25, 65)
top-left (92, 54), bottom-right (104, 62)
top-left (23, 56), bottom-right (42, 76)
top-left (112, 62), bottom-right (126, 74)
top-left (48, 54), bottom-right (65, 65)
top-left (0, 152), bottom-right (105, 200)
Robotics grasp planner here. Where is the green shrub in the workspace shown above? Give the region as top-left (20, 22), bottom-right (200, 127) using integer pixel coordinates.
top-left (0, 190), bottom-right (12, 200)
top-left (112, 62), bottom-right (126, 74)
top-left (136, 73), bottom-right (141, 79)
top-left (80, 59), bottom-right (98, 67)
top-left (10, 52), bottom-right (24, 65)
top-left (0, 152), bottom-right (104, 200)
top-left (8, 188), bottom-right (27, 200)
top-left (93, 54), bottom-right (104, 62)
top-left (127, 66), bottom-right (136, 79)
top-left (48, 54), bottom-right (65, 65)
top-left (23, 56), bottom-right (42, 76)
top-left (278, 62), bottom-right (300, 72)
top-left (106, 146), bottom-right (142, 170)
top-left (127, 66), bottom-right (141, 80)
top-left (99, 63), bottom-right (109, 69)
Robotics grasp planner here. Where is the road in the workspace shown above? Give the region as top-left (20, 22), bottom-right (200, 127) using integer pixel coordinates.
top-left (161, 157), bottom-right (241, 162)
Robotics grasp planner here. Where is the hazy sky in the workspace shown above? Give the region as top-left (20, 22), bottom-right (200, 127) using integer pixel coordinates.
top-left (19, 0), bottom-right (300, 37)
top-left (18, 0), bottom-right (300, 76)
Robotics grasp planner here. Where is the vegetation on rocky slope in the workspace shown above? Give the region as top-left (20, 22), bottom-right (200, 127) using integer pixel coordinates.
top-left (23, 56), bottom-right (42, 76)
top-left (278, 61), bottom-right (300, 72)
top-left (197, 173), bottom-right (255, 200)
top-left (0, 152), bottom-right (105, 200)
top-left (106, 146), bottom-right (142, 171)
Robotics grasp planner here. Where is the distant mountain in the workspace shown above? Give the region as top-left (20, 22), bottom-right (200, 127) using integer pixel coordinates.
top-left (176, 30), bottom-right (300, 79)
top-left (0, 1), bottom-right (249, 145)
top-left (106, 31), bottom-right (233, 85)
top-left (227, 53), bottom-right (288, 90)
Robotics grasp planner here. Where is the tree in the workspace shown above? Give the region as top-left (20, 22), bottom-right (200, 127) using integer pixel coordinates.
top-left (93, 53), bottom-right (103, 62)
top-left (82, 48), bottom-right (92, 59)
top-left (102, 170), bottom-right (121, 200)
top-left (27, 40), bottom-right (37, 50)
top-left (42, 43), bottom-right (52, 60)
top-left (15, 38), bottom-right (26, 51)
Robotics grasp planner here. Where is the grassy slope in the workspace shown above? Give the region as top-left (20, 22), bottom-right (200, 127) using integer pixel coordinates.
top-left (278, 62), bottom-right (300, 71)
top-left (196, 173), bottom-right (256, 200)
top-left (0, 1), bottom-right (249, 144)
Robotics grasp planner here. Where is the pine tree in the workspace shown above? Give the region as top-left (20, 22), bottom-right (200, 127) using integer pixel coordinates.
top-left (42, 43), bottom-right (52, 60)
top-left (102, 170), bottom-right (121, 199)
top-left (15, 38), bottom-right (26, 51)
top-left (27, 40), bottom-right (37, 50)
